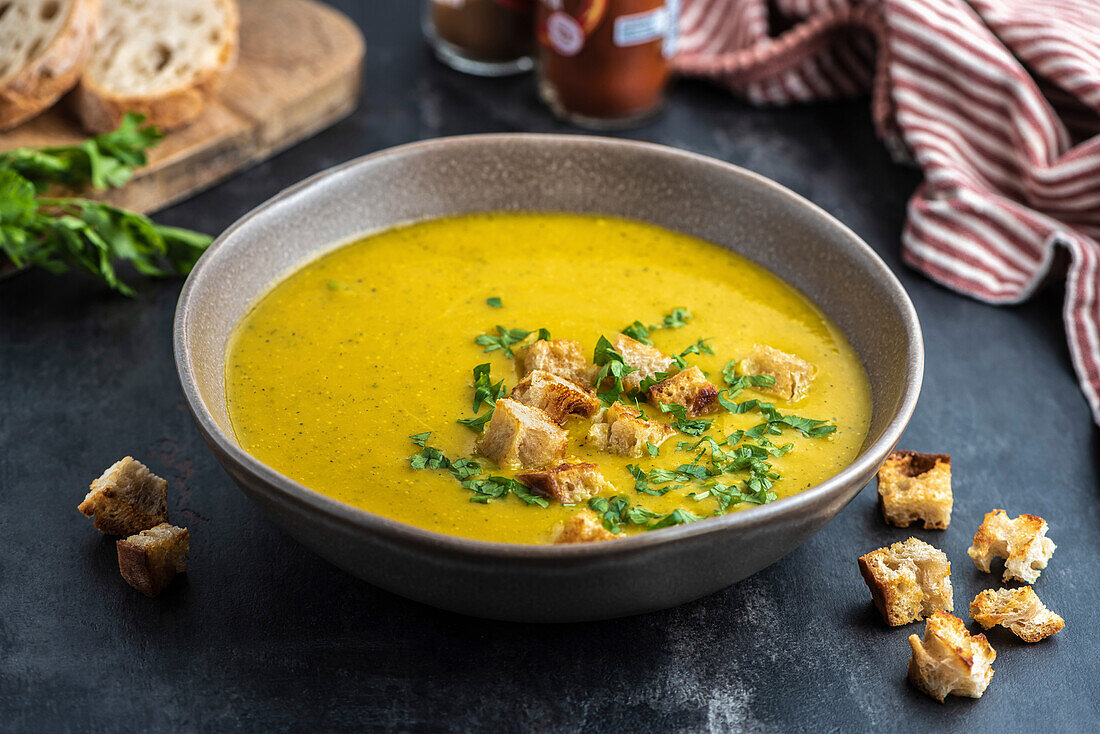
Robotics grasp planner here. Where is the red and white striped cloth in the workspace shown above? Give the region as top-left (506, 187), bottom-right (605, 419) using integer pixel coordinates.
top-left (675, 0), bottom-right (1100, 424)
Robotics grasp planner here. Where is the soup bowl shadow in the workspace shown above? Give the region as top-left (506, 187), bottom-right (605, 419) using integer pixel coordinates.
top-left (175, 134), bottom-right (923, 622)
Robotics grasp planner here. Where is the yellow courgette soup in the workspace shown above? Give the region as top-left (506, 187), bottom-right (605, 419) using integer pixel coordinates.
top-left (225, 212), bottom-right (872, 544)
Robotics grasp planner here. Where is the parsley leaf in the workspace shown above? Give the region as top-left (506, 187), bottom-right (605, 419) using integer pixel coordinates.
top-left (619, 308), bottom-right (694, 347)
top-left (0, 115), bottom-right (212, 295)
top-left (671, 338), bottom-right (715, 370)
top-left (464, 476), bottom-right (549, 507)
top-left (473, 325), bottom-right (551, 357)
top-left (658, 402), bottom-right (713, 436)
top-left (650, 508), bottom-right (702, 529)
top-left (407, 437), bottom-right (545, 507)
top-left (486, 296), bottom-right (502, 308)
top-left (0, 113), bottom-right (162, 192)
top-left (593, 335), bottom-right (637, 406)
top-left (470, 363), bottom-right (507, 412)
top-left (475, 325), bottom-right (532, 357)
top-left (457, 411), bottom-right (494, 432)
top-left (621, 320), bottom-right (652, 344)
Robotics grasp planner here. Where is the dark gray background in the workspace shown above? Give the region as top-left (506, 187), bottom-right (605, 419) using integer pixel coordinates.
top-left (2, 2), bottom-right (1097, 732)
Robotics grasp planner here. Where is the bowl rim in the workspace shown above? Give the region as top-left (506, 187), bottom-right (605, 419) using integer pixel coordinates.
top-left (174, 133), bottom-right (924, 561)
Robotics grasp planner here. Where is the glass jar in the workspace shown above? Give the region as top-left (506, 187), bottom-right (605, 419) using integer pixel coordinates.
top-left (536, 0), bottom-right (677, 128)
top-left (424, 0), bottom-right (536, 76)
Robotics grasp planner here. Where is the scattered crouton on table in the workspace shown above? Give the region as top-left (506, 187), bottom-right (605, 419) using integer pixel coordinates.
top-left (858, 537), bottom-right (953, 626)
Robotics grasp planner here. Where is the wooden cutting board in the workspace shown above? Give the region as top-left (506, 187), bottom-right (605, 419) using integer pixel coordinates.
top-left (0, 0), bottom-right (364, 214)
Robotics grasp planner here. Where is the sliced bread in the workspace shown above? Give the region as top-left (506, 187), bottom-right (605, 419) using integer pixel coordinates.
top-left (74, 0), bottom-right (238, 133)
top-left (0, 0), bottom-right (100, 130)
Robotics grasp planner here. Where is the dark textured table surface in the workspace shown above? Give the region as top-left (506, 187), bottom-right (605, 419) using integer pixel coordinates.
top-left (2, 3), bottom-right (1098, 732)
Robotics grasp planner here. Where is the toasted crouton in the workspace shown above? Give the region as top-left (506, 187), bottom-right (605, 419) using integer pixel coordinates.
top-left (517, 462), bottom-right (611, 504)
top-left (477, 399), bottom-right (568, 470)
top-left (116, 523), bottom-right (190, 597)
top-left (517, 339), bottom-right (595, 387)
top-left (647, 365), bottom-right (719, 417)
top-left (740, 344), bottom-right (814, 402)
top-left (907, 611), bottom-right (996, 702)
top-left (969, 587), bottom-right (1064, 642)
top-left (611, 334), bottom-right (675, 392)
top-left (553, 510), bottom-right (617, 544)
top-left (877, 450), bottom-right (953, 530)
top-left (587, 402), bottom-right (676, 458)
top-left (511, 370), bottom-right (600, 424)
top-left (967, 509), bottom-right (1056, 584)
top-left (858, 537), bottom-right (953, 626)
top-left (78, 457), bottom-right (169, 536)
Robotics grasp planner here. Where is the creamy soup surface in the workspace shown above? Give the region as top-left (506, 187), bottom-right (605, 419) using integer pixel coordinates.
top-left (225, 213), bottom-right (872, 543)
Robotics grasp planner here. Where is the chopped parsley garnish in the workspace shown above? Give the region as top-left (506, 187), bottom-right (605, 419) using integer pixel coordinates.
top-left (470, 363), bottom-right (506, 412)
top-left (722, 361), bottom-right (776, 397)
top-left (463, 476), bottom-right (548, 507)
top-left (486, 296), bottom-right (502, 308)
top-left (646, 442), bottom-right (660, 457)
top-left (458, 364), bottom-right (506, 431)
top-left (636, 370), bottom-right (670, 394)
top-left (670, 338), bottom-right (714, 370)
top-left (659, 307), bottom-right (693, 329)
top-left (717, 390), bottom-right (836, 439)
top-left (586, 496), bottom-right (667, 533)
top-left (456, 412), bottom-right (494, 431)
top-left (475, 325), bottom-right (532, 357)
top-left (474, 326), bottom-right (551, 358)
top-left (650, 508), bottom-right (702, 529)
top-left (593, 336), bottom-right (637, 405)
top-left (658, 402), bottom-right (713, 436)
top-left (619, 307), bottom-right (694, 346)
top-left (407, 437), bottom-right (546, 507)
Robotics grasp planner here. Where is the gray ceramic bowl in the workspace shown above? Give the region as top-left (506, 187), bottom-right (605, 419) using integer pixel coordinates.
top-left (174, 134), bottom-right (923, 622)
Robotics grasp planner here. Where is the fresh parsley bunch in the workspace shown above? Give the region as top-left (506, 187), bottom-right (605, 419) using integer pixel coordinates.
top-left (0, 114), bottom-right (213, 296)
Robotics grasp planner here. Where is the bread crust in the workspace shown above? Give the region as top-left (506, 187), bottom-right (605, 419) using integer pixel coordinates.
top-left (0, 0), bottom-right (101, 131)
top-left (73, 0), bottom-right (240, 133)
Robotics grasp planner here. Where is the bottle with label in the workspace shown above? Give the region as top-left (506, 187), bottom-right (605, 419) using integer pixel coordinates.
top-left (424, 0), bottom-right (536, 77)
top-left (536, 0), bottom-right (678, 128)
